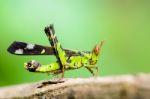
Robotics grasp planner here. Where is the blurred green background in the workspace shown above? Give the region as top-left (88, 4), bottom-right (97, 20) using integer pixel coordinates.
top-left (0, 0), bottom-right (150, 86)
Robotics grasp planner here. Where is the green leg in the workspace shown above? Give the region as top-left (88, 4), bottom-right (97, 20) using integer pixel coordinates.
top-left (85, 66), bottom-right (99, 76)
top-left (61, 66), bottom-right (65, 78)
top-left (85, 66), bottom-right (95, 76)
top-left (44, 25), bottom-right (67, 78)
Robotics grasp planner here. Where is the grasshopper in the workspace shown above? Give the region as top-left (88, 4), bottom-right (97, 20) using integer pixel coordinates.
top-left (8, 24), bottom-right (104, 78)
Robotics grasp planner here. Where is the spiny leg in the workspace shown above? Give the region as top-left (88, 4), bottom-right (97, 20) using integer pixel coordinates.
top-left (44, 25), bottom-right (67, 78)
top-left (85, 66), bottom-right (95, 76)
top-left (85, 66), bottom-right (99, 76)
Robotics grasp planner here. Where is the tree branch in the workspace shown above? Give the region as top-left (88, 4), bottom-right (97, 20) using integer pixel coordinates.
top-left (0, 73), bottom-right (150, 99)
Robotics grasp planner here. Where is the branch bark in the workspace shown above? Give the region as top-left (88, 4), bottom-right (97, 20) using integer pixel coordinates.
top-left (0, 73), bottom-right (150, 99)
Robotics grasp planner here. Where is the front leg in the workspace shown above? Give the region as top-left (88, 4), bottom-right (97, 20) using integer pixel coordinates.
top-left (85, 66), bottom-right (95, 76)
top-left (85, 65), bottom-right (99, 76)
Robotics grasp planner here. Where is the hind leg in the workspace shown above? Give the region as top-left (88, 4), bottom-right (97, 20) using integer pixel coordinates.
top-left (44, 25), bottom-right (67, 78)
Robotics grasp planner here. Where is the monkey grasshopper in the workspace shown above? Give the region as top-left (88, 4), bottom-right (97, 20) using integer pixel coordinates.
top-left (8, 24), bottom-right (104, 78)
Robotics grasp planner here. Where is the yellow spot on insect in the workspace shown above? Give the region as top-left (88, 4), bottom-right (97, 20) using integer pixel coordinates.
top-left (41, 49), bottom-right (45, 54)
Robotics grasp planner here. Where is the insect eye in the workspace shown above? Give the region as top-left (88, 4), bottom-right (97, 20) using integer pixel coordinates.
top-left (28, 63), bottom-right (32, 67)
top-left (33, 62), bottom-right (41, 67)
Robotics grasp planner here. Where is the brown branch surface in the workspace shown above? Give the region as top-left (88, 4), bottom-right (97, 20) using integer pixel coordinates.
top-left (0, 74), bottom-right (150, 99)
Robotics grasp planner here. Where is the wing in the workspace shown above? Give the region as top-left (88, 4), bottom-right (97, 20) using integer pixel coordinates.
top-left (7, 41), bottom-right (83, 56)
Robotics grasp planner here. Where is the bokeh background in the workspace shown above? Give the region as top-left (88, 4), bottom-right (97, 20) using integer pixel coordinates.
top-left (0, 0), bottom-right (150, 86)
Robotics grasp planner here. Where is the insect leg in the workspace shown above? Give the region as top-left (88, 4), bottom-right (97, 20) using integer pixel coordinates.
top-left (44, 24), bottom-right (67, 78)
top-left (85, 66), bottom-right (95, 76)
top-left (85, 65), bottom-right (99, 76)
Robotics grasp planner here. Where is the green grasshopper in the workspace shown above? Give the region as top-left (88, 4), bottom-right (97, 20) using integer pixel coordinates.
top-left (8, 24), bottom-right (104, 78)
